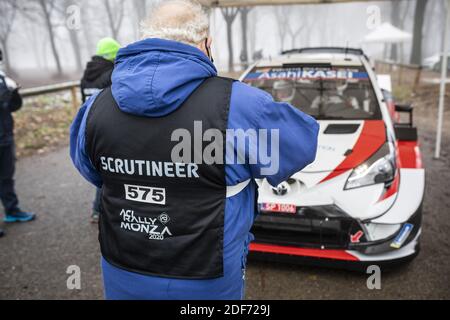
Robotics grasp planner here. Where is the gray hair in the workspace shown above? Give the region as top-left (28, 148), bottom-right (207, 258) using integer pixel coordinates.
top-left (140, 0), bottom-right (210, 46)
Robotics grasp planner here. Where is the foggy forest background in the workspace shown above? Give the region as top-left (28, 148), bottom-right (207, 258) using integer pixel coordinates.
top-left (0, 0), bottom-right (445, 84)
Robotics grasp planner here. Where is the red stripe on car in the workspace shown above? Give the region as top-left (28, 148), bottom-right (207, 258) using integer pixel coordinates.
top-left (320, 120), bottom-right (386, 183)
top-left (378, 139), bottom-right (422, 202)
top-left (398, 141), bottom-right (423, 169)
top-left (378, 172), bottom-right (399, 202)
top-left (249, 243), bottom-right (359, 261)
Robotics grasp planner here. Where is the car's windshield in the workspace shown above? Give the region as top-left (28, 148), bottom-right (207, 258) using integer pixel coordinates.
top-left (243, 66), bottom-right (381, 120)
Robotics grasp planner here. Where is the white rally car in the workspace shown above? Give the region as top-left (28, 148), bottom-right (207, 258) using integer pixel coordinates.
top-left (241, 47), bottom-right (424, 269)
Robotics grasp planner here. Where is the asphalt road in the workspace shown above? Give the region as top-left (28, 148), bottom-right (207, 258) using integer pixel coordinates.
top-left (0, 126), bottom-right (449, 300)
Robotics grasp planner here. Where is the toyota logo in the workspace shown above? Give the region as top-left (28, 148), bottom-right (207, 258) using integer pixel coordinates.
top-left (272, 182), bottom-right (290, 196)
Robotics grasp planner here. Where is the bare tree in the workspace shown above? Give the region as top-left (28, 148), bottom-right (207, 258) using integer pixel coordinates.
top-left (103, 0), bottom-right (125, 40)
top-left (422, 0), bottom-right (439, 58)
top-left (130, 0), bottom-right (148, 40)
top-left (410, 0), bottom-right (429, 65)
top-left (247, 8), bottom-right (257, 60)
top-left (390, 0), bottom-right (401, 61)
top-left (29, 0), bottom-right (63, 75)
top-left (60, 0), bottom-right (83, 71)
top-left (221, 7), bottom-right (239, 71)
top-left (134, 0), bottom-right (148, 24)
top-left (390, 0), bottom-right (411, 61)
top-left (80, 2), bottom-right (96, 57)
top-left (0, 0), bottom-right (17, 73)
top-left (274, 7), bottom-right (288, 51)
top-left (274, 6), bottom-right (305, 51)
top-left (286, 18), bottom-right (305, 48)
top-left (239, 7), bottom-right (251, 68)
top-left (132, 1), bottom-right (160, 40)
top-left (300, 6), bottom-right (317, 47)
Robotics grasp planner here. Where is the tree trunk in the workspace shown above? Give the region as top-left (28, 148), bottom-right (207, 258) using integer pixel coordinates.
top-left (226, 21), bottom-right (234, 71)
top-left (39, 0), bottom-right (62, 75)
top-left (69, 29), bottom-right (82, 71)
top-left (291, 31), bottom-right (296, 49)
top-left (0, 1), bottom-right (17, 74)
top-left (80, 3), bottom-right (95, 57)
top-left (248, 9), bottom-right (256, 61)
top-left (132, 0), bottom-right (147, 40)
top-left (135, 0), bottom-right (147, 23)
top-left (104, 0), bottom-right (118, 39)
top-left (274, 8), bottom-right (287, 52)
top-left (240, 8), bottom-right (250, 68)
top-left (65, 0), bottom-right (83, 71)
top-left (390, 0), bottom-right (400, 61)
top-left (221, 8), bottom-right (238, 72)
top-left (25, 18), bottom-right (44, 69)
top-left (0, 39), bottom-right (11, 74)
top-left (410, 0), bottom-right (428, 65)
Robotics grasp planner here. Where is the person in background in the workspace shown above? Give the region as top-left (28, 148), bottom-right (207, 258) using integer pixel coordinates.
top-left (80, 37), bottom-right (120, 222)
top-left (0, 49), bottom-right (35, 238)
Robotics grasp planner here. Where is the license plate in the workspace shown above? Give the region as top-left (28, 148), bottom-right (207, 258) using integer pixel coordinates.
top-left (260, 203), bottom-right (297, 214)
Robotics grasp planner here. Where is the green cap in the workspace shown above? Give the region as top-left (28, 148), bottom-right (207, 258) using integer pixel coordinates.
top-left (96, 37), bottom-right (121, 61)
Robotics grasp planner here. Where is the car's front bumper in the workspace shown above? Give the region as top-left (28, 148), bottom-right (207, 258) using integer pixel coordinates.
top-left (249, 203), bottom-right (422, 270)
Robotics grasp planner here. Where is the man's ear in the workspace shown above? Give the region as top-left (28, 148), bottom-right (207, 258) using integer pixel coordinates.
top-left (197, 39), bottom-right (208, 55)
top-left (206, 37), bottom-right (213, 49)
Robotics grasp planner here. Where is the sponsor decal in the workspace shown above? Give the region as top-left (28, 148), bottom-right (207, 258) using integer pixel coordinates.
top-left (119, 209), bottom-right (173, 241)
top-left (350, 230), bottom-right (364, 243)
top-left (244, 67), bottom-right (369, 81)
top-left (390, 223), bottom-right (413, 249)
top-left (318, 144), bottom-right (337, 153)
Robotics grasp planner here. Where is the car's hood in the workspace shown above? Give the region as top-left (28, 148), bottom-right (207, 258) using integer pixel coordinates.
top-left (301, 120), bottom-right (386, 174)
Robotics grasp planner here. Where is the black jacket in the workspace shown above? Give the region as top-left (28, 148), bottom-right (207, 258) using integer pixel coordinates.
top-left (80, 56), bottom-right (114, 102)
top-left (0, 73), bottom-right (22, 146)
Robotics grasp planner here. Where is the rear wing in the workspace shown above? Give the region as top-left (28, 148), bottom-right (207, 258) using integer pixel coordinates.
top-left (281, 47), bottom-right (369, 60)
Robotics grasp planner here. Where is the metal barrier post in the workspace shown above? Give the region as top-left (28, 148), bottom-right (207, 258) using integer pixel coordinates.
top-left (70, 86), bottom-right (79, 111)
top-left (398, 65), bottom-right (403, 85)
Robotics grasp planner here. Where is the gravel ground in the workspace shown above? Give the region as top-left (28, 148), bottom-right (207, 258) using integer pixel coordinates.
top-left (0, 85), bottom-right (449, 299)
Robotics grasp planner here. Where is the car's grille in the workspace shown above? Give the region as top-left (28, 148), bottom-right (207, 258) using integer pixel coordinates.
top-left (251, 205), bottom-right (361, 249)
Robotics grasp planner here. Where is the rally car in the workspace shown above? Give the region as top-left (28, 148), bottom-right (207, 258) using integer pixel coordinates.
top-left (241, 47), bottom-right (424, 270)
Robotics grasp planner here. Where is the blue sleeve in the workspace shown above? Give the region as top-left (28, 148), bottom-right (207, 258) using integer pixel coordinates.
top-left (228, 82), bottom-right (319, 187)
top-left (69, 93), bottom-right (103, 188)
top-left (253, 91), bottom-right (319, 186)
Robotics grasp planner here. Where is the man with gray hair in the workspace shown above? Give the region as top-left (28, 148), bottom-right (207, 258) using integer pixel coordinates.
top-left (70, 0), bottom-right (318, 300)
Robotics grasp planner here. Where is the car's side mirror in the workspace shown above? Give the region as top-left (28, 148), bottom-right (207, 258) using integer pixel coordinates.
top-left (395, 103), bottom-right (414, 127)
top-left (394, 104), bottom-right (417, 141)
top-left (395, 103), bottom-right (413, 112)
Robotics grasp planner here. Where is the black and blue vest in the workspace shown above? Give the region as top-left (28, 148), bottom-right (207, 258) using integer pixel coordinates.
top-left (85, 77), bottom-right (233, 279)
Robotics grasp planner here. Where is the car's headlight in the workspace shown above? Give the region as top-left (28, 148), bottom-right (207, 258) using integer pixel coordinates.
top-left (345, 142), bottom-right (396, 190)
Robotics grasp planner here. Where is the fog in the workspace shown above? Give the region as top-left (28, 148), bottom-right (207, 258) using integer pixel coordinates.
top-left (0, 0), bottom-right (445, 79)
